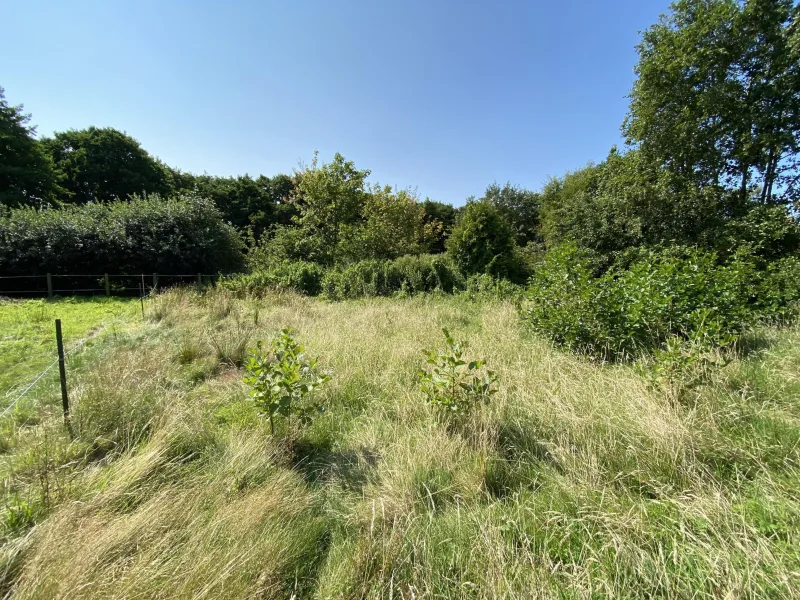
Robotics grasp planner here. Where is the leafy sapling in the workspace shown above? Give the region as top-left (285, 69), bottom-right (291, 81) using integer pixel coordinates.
top-left (417, 328), bottom-right (498, 418)
top-left (243, 327), bottom-right (330, 435)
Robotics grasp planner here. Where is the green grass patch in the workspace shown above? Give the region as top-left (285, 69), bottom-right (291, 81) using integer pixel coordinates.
top-left (0, 297), bottom-right (138, 401)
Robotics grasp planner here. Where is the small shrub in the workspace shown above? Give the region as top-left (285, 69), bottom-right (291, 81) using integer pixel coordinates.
top-left (243, 328), bottom-right (330, 434)
top-left (446, 200), bottom-right (524, 281)
top-left (417, 329), bottom-right (497, 419)
top-left (636, 335), bottom-right (731, 404)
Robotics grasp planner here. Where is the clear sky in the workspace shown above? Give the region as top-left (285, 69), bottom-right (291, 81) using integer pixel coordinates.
top-left (2, 0), bottom-right (672, 206)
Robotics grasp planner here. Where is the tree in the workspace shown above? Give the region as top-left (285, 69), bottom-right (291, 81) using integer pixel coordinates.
top-left (446, 200), bottom-right (521, 279)
top-left (624, 0), bottom-right (800, 204)
top-left (0, 87), bottom-right (58, 208)
top-left (293, 152), bottom-right (370, 265)
top-left (339, 185), bottom-right (436, 262)
top-left (540, 149), bottom-right (734, 259)
top-left (422, 199), bottom-right (458, 253)
top-left (480, 182), bottom-right (541, 246)
top-left (41, 126), bottom-right (173, 204)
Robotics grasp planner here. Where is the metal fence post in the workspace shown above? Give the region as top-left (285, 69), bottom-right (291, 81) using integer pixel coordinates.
top-left (47, 273), bottom-right (53, 299)
top-left (152, 272), bottom-right (158, 291)
top-left (55, 319), bottom-right (69, 421)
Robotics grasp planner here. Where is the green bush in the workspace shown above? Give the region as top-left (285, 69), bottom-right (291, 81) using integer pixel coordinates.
top-left (755, 256), bottom-right (800, 321)
top-left (523, 244), bottom-right (759, 360)
top-left (0, 193), bottom-right (244, 276)
top-left (323, 254), bottom-right (464, 300)
top-left (446, 201), bottom-right (525, 281)
top-left (221, 261), bottom-right (325, 296)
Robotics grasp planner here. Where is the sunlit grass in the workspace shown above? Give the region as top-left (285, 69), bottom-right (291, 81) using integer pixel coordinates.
top-left (0, 297), bottom-right (139, 401)
top-left (0, 288), bottom-right (798, 598)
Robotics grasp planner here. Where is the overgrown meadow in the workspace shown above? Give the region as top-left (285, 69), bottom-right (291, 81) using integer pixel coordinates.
top-left (0, 288), bottom-right (798, 599)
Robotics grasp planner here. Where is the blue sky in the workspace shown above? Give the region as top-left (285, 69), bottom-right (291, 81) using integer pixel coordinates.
top-left (2, 0), bottom-right (671, 206)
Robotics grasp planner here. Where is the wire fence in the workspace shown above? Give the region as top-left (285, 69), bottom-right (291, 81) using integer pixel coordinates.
top-left (0, 272), bottom-right (237, 297)
top-left (0, 290), bottom-right (149, 419)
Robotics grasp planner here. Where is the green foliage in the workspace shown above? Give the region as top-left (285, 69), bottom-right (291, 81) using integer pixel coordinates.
top-left (624, 0), bottom-right (800, 202)
top-left (221, 261), bottom-right (325, 296)
top-left (322, 254), bottom-right (464, 300)
top-left (540, 150), bottom-right (733, 259)
top-left (243, 328), bottom-right (330, 434)
top-left (173, 172), bottom-right (297, 242)
top-left (0, 87), bottom-right (59, 209)
top-left (480, 182), bottom-right (541, 246)
top-left (463, 273), bottom-right (524, 302)
top-left (337, 185), bottom-right (436, 262)
top-left (40, 127), bottom-right (173, 204)
top-left (0, 193), bottom-right (245, 276)
top-left (636, 336), bottom-right (731, 404)
top-left (523, 244), bottom-right (758, 360)
top-left (417, 328), bottom-right (497, 416)
top-left (446, 200), bottom-right (523, 281)
top-left (719, 204), bottom-right (800, 261)
top-left (293, 152), bottom-right (370, 266)
top-left (422, 199), bottom-right (458, 253)
top-left (755, 255), bottom-right (800, 321)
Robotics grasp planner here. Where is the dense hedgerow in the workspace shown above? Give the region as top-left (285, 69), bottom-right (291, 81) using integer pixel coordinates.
top-left (220, 261), bottom-right (325, 296)
top-left (522, 244), bottom-right (789, 360)
top-left (322, 254), bottom-right (464, 300)
top-left (0, 194), bottom-right (244, 276)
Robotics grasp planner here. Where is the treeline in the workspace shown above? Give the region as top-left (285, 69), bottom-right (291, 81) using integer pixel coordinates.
top-left (2, 0), bottom-right (800, 358)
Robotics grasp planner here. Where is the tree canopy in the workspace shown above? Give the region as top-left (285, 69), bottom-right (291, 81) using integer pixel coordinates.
top-left (41, 126), bottom-right (174, 204)
top-left (0, 87), bottom-right (59, 209)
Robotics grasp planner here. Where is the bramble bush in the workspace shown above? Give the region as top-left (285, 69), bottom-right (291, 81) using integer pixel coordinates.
top-left (243, 328), bottom-right (330, 435)
top-left (522, 244), bottom-right (762, 360)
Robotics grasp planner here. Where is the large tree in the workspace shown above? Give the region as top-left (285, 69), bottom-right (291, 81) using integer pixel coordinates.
top-left (41, 126), bottom-right (173, 204)
top-left (623, 0), bottom-right (800, 203)
top-left (480, 182), bottom-right (541, 246)
top-left (292, 152), bottom-right (370, 265)
top-left (0, 87), bottom-right (58, 208)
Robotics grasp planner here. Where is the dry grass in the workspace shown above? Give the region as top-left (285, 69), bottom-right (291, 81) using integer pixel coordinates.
top-left (0, 288), bottom-right (798, 598)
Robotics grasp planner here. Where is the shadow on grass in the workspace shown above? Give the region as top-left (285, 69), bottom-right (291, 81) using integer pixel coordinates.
top-left (291, 437), bottom-right (380, 493)
top-left (485, 421), bottom-right (560, 499)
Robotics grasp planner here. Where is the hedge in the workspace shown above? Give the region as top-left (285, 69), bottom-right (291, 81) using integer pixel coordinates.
top-left (0, 194), bottom-right (245, 277)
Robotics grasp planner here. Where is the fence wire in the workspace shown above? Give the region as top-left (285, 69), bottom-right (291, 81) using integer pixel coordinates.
top-left (0, 294), bottom-right (147, 419)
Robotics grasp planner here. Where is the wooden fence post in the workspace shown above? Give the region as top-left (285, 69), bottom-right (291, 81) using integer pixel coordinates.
top-left (55, 319), bottom-right (69, 422)
top-left (47, 273), bottom-right (53, 299)
top-left (105, 273), bottom-right (110, 296)
top-left (152, 272), bottom-right (158, 291)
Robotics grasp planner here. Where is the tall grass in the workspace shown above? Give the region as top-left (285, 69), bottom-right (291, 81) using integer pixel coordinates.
top-left (0, 288), bottom-right (798, 598)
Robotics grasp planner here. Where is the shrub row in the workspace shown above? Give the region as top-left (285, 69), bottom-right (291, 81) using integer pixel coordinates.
top-left (0, 194), bottom-right (245, 277)
top-left (322, 255), bottom-right (464, 300)
top-left (220, 261), bottom-right (325, 296)
top-left (523, 244), bottom-right (800, 360)
top-left (220, 254), bottom-right (467, 299)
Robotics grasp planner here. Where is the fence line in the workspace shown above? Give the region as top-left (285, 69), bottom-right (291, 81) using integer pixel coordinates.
top-left (0, 272), bottom-right (237, 298)
top-left (0, 292), bottom-right (149, 419)
top-left (0, 273), bottom-right (236, 279)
